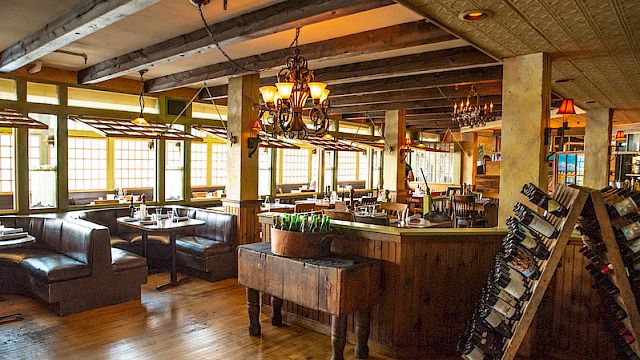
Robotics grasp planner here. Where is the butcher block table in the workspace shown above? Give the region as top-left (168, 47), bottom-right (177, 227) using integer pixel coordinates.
top-left (237, 242), bottom-right (381, 360)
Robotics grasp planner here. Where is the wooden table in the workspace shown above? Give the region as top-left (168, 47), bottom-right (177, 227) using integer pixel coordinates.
top-left (238, 242), bottom-right (381, 360)
top-left (117, 217), bottom-right (204, 291)
top-left (0, 234), bottom-right (35, 324)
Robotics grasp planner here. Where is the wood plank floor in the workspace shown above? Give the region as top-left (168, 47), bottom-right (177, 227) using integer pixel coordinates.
top-left (0, 274), bottom-right (395, 360)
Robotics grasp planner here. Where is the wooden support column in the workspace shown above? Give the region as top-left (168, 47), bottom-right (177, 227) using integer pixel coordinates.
top-left (584, 108), bottom-right (613, 189)
top-left (316, 149), bottom-right (325, 193)
top-left (499, 53), bottom-right (551, 226)
top-left (56, 85), bottom-right (69, 211)
top-left (223, 74), bottom-right (261, 245)
top-left (461, 132), bottom-right (478, 186)
top-left (383, 109), bottom-right (407, 202)
top-left (269, 148), bottom-right (277, 198)
top-left (156, 139), bottom-right (166, 204)
top-left (183, 124), bottom-right (192, 203)
top-left (14, 80), bottom-right (28, 214)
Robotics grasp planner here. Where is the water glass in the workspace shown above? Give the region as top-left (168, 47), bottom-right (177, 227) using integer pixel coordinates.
top-left (155, 208), bottom-right (162, 221)
top-left (275, 198), bottom-right (280, 205)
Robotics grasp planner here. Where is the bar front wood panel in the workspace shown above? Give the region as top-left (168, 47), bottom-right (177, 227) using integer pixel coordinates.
top-left (258, 216), bottom-right (503, 358)
top-left (532, 239), bottom-right (617, 359)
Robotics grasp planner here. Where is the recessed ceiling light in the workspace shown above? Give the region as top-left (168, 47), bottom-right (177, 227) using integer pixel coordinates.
top-left (459, 10), bottom-right (490, 21)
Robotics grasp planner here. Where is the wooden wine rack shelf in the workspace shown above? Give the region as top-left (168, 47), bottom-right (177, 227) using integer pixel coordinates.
top-left (500, 185), bottom-right (640, 360)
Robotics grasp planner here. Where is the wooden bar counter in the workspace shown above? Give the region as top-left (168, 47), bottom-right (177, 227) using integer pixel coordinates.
top-left (257, 213), bottom-right (506, 359)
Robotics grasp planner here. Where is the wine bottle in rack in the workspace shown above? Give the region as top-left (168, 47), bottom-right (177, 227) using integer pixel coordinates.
top-left (484, 280), bottom-right (523, 311)
top-left (482, 290), bottom-right (522, 320)
top-left (606, 322), bottom-right (640, 360)
top-left (521, 183), bottom-right (569, 217)
top-left (607, 192), bottom-right (640, 219)
top-left (512, 203), bottom-right (560, 239)
top-left (503, 244), bottom-right (541, 280)
top-left (504, 228), bottom-right (550, 260)
top-left (476, 303), bottom-right (514, 339)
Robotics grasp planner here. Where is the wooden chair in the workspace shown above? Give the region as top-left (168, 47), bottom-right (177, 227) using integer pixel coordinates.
top-left (452, 195), bottom-right (477, 228)
top-left (323, 210), bottom-right (354, 222)
top-left (380, 202), bottom-right (408, 218)
top-left (294, 203), bottom-right (316, 213)
top-left (353, 214), bottom-right (389, 226)
top-left (359, 197), bottom-right (377, 206)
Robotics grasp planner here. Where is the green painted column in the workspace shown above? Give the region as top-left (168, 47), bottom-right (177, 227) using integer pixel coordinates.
top-left (184, 124), bottom-right (192, 203)
top-left (156, 139), bottom-right (165, 205)
top-left (56, 85), bottom-right (69, 211)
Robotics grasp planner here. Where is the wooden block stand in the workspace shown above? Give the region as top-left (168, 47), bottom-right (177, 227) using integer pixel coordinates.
top-left (494, 185), bottom-right (640, 360)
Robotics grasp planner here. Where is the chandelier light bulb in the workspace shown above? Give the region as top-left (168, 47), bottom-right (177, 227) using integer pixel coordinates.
top-left (259, 86), bottom-right (278, 104)
top-left (308, 82), bottom-right (327, 100)
top-left (275, 82), bottom-right (294, 100)
top-left (319, 88), bottom-right (330, 103)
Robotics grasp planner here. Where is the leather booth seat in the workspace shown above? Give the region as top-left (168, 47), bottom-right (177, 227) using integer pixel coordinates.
top-left (0, 216), bottom-right (147, 316)
top-left (67, 207), bottom-right (237, 282)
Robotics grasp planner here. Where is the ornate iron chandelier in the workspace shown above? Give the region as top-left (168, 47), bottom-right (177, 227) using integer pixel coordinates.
top-left (256, 43), bottom-right (331, 139)
top-left (451, 85), bottom-right (494, 128)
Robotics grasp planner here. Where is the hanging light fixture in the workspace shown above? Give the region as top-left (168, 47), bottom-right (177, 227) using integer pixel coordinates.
top-left (256, 29), bottom-right (331, 139)
top-left (132, 69), bottom-right (149, 126)
top-left (556, 98), bottom-right (576, 115)
top-left (451, 85), bottom-right (494, 128)
top-left (615, 130), bottom-right (626, 142)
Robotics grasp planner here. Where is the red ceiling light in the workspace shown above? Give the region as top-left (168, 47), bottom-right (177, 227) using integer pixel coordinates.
top-left (556, 99), bottom-right (576, 115)
top-left (459, 10), bottom-right (490, 21)
top-left (615, 130), bottom-right (626, 142)
top-left (251, 119), bottom-right (261, 132)
top-left (405, 137), bottom-right (413, 147)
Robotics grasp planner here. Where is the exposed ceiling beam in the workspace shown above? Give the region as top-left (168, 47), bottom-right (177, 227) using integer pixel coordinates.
top-left (145, 21), bottom-right (457, 92)
top-left (199, 65), bottom-right (503, 100)
top-left (361, 111), bottom-right (503, 122)
top-left (328, 82), bottom-right (502, 107)
top-left (329, 95), bottom-right (502, 114)
top-left (78, 0), bottom-right (393, 84)
top-left (0, 0), bottom-right (160, 73)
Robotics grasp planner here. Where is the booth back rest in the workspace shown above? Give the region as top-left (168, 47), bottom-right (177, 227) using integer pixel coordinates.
top-left (0, 216), bottom-right (109, 267)
top-left (174, 208), bottom-right (236, 247)
top-left (71, 208), bottom-right (136, 236)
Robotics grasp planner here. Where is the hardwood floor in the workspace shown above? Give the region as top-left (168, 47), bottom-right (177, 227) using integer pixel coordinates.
top-left (0, 274), bottom-right (394, 360)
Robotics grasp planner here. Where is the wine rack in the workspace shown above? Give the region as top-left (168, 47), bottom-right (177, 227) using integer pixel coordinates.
top-left (460, 185), bottom-right (640, 360)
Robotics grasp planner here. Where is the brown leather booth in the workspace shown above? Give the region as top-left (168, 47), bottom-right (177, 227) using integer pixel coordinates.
top-left (68, 206), bottom-right (237, 282)
top-left (0, 216), bottom-right (147, 316)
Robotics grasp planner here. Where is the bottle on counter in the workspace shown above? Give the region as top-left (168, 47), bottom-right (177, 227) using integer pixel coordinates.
top-left (139, 194), bottom-right (147, 219)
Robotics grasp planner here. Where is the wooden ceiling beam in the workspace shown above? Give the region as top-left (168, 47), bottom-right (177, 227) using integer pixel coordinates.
top-left (78, 0), bottom-right (393, 84)
top-left (329, 95), bottom-right (502, 114)
top-left (0, 0), bottom-right (160, 73)
top-left (145, 21), bottom-right (457, 92)
top-left (328, 82), bottom-right (502, 107)
top-left (198, 62), bottom-right (503, 102)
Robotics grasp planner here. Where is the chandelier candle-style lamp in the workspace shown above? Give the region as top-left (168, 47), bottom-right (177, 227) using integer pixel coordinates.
top-left (256, 47), bottom-right (331, 140)
top-left (451, 85), bottom-right (494, 128)
top-left (132, 69), bottom-right (149, 126)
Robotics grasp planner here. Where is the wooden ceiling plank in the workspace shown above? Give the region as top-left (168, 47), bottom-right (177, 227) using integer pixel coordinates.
top-left (144, 21), bottom-right (457, 92)
top-left (0, 0), bottom-right (161, 73)
top-left (199, 62), bottom-right (503, 102)
top-left (328, 94), bottom-right (502, 114)
top-left (78, 0), bottom-right (393, 84)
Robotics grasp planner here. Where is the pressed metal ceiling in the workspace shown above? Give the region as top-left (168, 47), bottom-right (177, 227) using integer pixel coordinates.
top-left (397, 0), bottom-right (640, 124)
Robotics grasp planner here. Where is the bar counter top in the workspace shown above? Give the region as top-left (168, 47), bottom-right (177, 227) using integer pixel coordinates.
top-left (258, 212), bottom-right (507, 237)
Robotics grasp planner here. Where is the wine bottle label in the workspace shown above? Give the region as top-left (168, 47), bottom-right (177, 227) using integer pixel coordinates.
top-left (621, 222), bottom-right (640, 242)
top-left (629, 239), bottom-right (640, 254)
top-left (614, 197), bottom-right (638, 217)
top-left (528, 215), bottom-right (556, 238)
top-left (484, 307), bottom-right (507, 328)
top-left (509, 249), bottom-right (537, 278)
top-left (504, 277), bottom-right (526, 298)
top-left (547, 199), bottom-right (563, 213)
top-left (520, 235), bottom-right (538, 250)
top-left (498, 289), bottom-right (518, 308)
top-left (463, 346), bottom-right (485, 360)
top-left (493, 297), bottom-right (516, 318)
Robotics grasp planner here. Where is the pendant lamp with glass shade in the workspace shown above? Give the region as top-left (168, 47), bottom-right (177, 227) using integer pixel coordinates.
top-left (132, 69), bottom-right (149, 126)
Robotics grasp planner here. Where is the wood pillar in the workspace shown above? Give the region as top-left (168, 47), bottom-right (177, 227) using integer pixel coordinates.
top-left (14, 80), bottom-right (28, 214)
top-left (316, 149), bottom-right (325, 193)
top-left (156, 139), bottom-right (165, 204)
top-left (56, 85), bottom-right (69, 211)
top-left (269, 148), bottom-right (277, 198)
top-left (498, 53), bottom-right (551, 226)
top-left (183, 124), bottom-right (192, 203)
top-left (584, 108), bottom-right (613, 189)
top-left (461, 132), bottom-right (478, 186)
top-left (383, 109), bottom-right (407, 202)
top-left (223, 74), bottom-right (261, 245)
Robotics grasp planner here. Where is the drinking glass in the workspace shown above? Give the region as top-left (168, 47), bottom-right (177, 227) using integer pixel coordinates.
top-left (155, 208), bottom-right (162, 222)
top-left (168, 209), bottom-right (176, 222)
top-left (275, 198), bottom-right (280, 205)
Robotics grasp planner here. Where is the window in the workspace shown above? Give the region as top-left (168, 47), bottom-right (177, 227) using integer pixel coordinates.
top-left (191, 142), bottom-right (208, 187)
top-left (114, 139), bottom-right (155, 195)
top-left (68, 137), bottom-right (107, 191)
top-left (28, 114), bottom-right (57, 209)
top-left (359, 151), bottom-right (369, 183)
top-left (311, 150), bottom-right (319, 190)
top-left (0, 78), bottom-right (16, 101)
top-left (211, 143), bottom-right (228, 186)
top-left (192, 102), bottom-right (228, 120)
top-left (372, 150), bottom-right (382, 189)
top-left (68, 87), bottom-right (159, 114)
top-left (27, 82), bottom-right (58, 105)
top-left (411, 148), bottom-right (456, 184)
top-left (324, 151), bottom-right (335, 190)
top-left (280, 149), bottom-right (309, 185)
top-left (0, 128), bottom-right (15, 210)
top-left (337, 152), bottom-right (356, 181)
top-left (258, 148), bottom-right (272, 196)
top-left (165, 140), bottom-right (184, 201)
